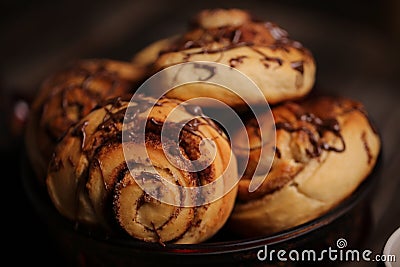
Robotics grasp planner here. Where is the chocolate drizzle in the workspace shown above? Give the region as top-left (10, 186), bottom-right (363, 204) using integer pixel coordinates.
top-left (361, 131), bottom-right (373, 164)
top-left (250, 47), bottom-right (284, 68)
top-left (160, 13), bottom-right (311, 63)
top-left (71, 120), bottom-right (89, 149)
top-left (229, 55), bottom-right (247, 67)
top-left (291, 61), bottom-right (304, 75)
top-left (274, 146), bottom-right (282, 159)
top-left (232, 29), bottom-right (242, 44)
top-left (137, 171), bottom-right (162, 183)
top-left (40, 61), bottom-right (135, 146)
top-left (180, 42), bottom-right (251, 59)
top-left (264, 55), bottom-right (283, 66)
top-left (193, 63), bottom-right (216, 81)
top-left (276, 112), bottom-right (346, 157)
top-left (183, 104), bottom-right (204, 116)
top-left (181, 103), bottom-right (226, 138)
top-left (264, 21), bottom-right (288, 40)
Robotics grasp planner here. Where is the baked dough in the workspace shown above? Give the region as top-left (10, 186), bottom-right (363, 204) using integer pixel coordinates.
top-left (46, 95), bottom-right (238, 244)
top-left (132, 36), bottom-right (179, 67)
top-left (228, 95), bottom-right (380, 237)
top-left (25, 59), bottom-right (145, 184)
top-left (143, 8), bottom-right (316, 106)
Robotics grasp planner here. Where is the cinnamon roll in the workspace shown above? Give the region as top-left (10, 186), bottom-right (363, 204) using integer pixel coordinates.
top-left (228, 96), bottom-right (380, 237)
top-left (46, 95), bottom-right (238, 244)
top-left (143, 8), bottom-right (316, 106)
top-left (25, 59), bottom-right (146, 184)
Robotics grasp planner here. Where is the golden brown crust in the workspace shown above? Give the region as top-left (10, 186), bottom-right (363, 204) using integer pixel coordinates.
top-left (193, 8), bottom-right (251, 28)
top-left (46, 95), bottom-right (238, 244)
top-left (25, 59), bottom-right (146, 184)
top-left (144, 8), bottom-right (316, 106)
top-left (229, 96), bottom-right (380, 237)
top-left (131, 36), bottom-right (180, 67)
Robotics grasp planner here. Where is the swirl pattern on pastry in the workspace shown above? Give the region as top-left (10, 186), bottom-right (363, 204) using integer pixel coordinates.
top-left (25, 59), bottom-right (146, 183)
top-left (229, 95), bottom-right (380, 237)
top-left (46, 95), bottom-right (238, 244)
top-left (145, 8), bottom-right (316, 106)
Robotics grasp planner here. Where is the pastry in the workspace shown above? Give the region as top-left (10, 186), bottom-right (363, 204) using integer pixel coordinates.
top-left (46, 95), bottom-right (238, 244)
top-left (24, 6), bottom-right (382, 248)
top-left (25, 59), bottom-right (146, 184)
top-left (142, 8), bottom-right (316, 107)
top-left (228, 95), bottom-right (380, 237)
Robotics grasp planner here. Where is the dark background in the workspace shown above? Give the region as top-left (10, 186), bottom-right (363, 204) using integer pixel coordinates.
top-left (1, 0), bottom-right (399, 266)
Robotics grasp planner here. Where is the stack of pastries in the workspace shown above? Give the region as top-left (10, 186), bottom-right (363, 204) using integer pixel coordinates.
top-left (25, 8), bottom-right (381, 244)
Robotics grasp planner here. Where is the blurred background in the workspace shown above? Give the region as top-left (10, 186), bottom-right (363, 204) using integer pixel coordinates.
top-left (1, 0), bottom-right (399, 266)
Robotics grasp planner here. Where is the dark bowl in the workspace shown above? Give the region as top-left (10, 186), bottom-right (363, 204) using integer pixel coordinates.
top-left (20, 150), bottom-right (382, 267)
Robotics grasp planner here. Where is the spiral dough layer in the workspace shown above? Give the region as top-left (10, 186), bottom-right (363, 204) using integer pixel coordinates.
top-left (229, 95), bottom-right (380, 237)
top-left (46, 95), bottom-right (238, 244)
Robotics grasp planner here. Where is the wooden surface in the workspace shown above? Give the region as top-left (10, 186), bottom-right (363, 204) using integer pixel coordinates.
top-left (1, 0), bottom-right (399, 266)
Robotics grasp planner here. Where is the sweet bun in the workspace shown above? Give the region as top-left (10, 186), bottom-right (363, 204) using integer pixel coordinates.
top-left (228, 95), bottom-right (380, 237)
top-left (25, 59), bottom-right (145, 184)
top-left (46, 95), bottom-right (238, 244)
top-left (144, 8), bottom-right (316, 106)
